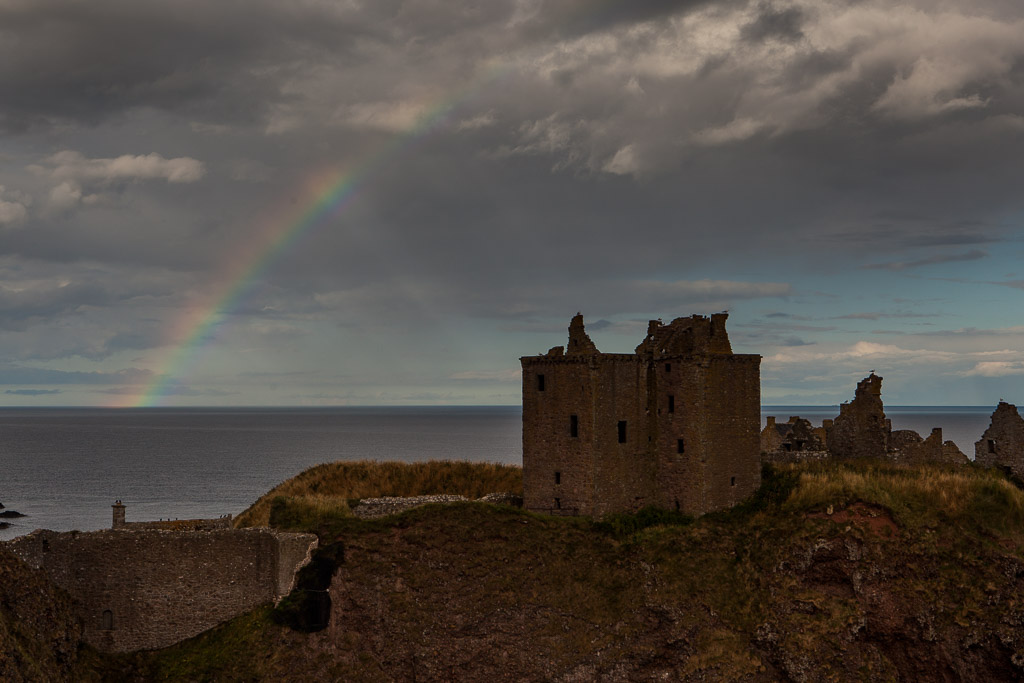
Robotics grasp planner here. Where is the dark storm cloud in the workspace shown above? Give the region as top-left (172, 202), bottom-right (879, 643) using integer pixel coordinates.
top-left (0, 0), bottom-right (381, 131)
top-left (0, 0), bottom-right (1023, 404)
top-left (741, 4), bottom-right (805, 43)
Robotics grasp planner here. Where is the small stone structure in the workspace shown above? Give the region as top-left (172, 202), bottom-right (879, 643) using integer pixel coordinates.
top-left (975, 401), bottom-right (1024, 478)
top-left (762, 374), bottom-right (968, 465)
top-left (6, 503), bottom-right (317, 652)
top-left (521, 313), bottom-right (761, 517)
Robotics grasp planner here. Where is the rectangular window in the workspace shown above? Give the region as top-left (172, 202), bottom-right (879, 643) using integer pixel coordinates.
top-left (537, 374), bottom-right (545, 391)
top-left (554, 471), bottom-right (561, 485)
top-left (677, 438), bottom-right (685, 454)
top-left (668, 395), bottom-right (675, 413)
top-left (554, 498), bottom-right (561, 509)
top-left (988, 439), bottom-right (996, 453)
top-left (570, 414), bottom-right (578, 438)
top-left (618, 421), bottom-right (627, 443)
top-left (730, 476), bottom-right (736, 487)
top-left (665, 363), bottom-right (671, 373)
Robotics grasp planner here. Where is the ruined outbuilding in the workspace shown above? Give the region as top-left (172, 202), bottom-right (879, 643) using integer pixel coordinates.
top-left (975, 401), bottom-right (1024, 478)
top-left (763, 374), bottom-right (967, 465)
top-left (521, 313), bottom-right (761, 517)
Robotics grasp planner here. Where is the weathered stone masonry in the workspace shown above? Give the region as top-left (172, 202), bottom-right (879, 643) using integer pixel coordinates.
top-left (8, 524), bottom-right (317, 652)
top-left (522, 313), bottom-right (761, 517)
top-left (976, 401), bottom-right (1024, 478)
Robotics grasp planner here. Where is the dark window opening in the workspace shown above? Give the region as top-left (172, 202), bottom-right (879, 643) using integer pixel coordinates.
top-left (675, 499), bottom-right (680, 512)
top-left (665, 363), bottom-right (671, 373)
top-left (677, 438), bottom-right (685, 454)
top-left (555, 471), bottom-right (561, 485)
top-left (617, 421), bottom-right (627, 443)
top-left (537, 374), bottom-right (545, 391)
top-left (795, 440), bottom-right (805, 451)
top-left (988, 439), bottom-right (996, 454)
top-left (570, 414), bottom-right (578, 438)
top-left (102, 610), bottom-right (113, 631)
top-left (42, 539), bottom-right (50, 552)
top-left (668, 395), bottom-right (675, 413)
top-left (554, 498), bottom-right (561, 509)
top-left (783, 443), bottom-right (792, 452)
top-left (730, 476), bottom-right (736, 487)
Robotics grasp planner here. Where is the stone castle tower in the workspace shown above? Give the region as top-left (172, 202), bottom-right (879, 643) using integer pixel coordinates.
top-left (521, 313), bottom-right (761, 517)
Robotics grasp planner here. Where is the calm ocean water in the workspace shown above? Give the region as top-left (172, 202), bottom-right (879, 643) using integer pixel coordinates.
top-left (0, 405), bottom-right (1000, 539)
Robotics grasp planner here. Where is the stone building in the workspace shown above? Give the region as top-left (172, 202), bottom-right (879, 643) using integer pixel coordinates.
top-left (521, 313), bottom-right (761, 517)
top-left (975, 401), bottom-right (1024, 478)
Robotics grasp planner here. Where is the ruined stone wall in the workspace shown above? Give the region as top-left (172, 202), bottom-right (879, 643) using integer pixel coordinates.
top-left (7, 528), bottom-right (316, 652)
top-left (888, 428), bottom-right (968, 465)
top-left (827, 374), bottom-right (889, 460)
top-left (976, 402), bottom-right (1024, 477)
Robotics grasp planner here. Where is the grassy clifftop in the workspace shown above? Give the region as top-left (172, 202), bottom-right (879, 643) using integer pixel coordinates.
top-left (233, 459), bottom-right (523, 529)
top-left (83, 459), bottom-right (1024, 681)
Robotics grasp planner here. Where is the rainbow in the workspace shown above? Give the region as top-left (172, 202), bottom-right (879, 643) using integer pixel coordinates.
top-left (127, 65), bottom-right (508, 407)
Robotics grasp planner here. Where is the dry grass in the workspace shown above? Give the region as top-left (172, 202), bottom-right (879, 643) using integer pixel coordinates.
top-left (234, 460), bottom-right (522, 528)
top-left (779, 461), bottom-right (1024, 533)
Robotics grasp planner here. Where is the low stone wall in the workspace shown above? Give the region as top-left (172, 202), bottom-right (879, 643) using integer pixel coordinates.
top-left (352, 495), bottom-right (469, 519)
top-left (6, 528), bottom-right (317, 652)
top-left (351, 493), bottom-right (524, 519)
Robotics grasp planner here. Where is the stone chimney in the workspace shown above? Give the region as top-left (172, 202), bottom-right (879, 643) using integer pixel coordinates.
top-left (112, 500), bottom-right (126, 529)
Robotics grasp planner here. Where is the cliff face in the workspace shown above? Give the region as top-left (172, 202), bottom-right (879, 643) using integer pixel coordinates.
top-left (0, 544), bottom-right (81, 682)
top-left (17, 462), bottom-right (1024, 682)
top-left (292, 504), bottom-right (1023, 682)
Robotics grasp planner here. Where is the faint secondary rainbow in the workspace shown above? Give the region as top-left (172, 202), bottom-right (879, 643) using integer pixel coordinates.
top-left (126, 65), bottom-right (510, 407)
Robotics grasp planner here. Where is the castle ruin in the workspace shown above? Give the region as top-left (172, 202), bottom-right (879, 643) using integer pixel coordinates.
top-left (762, 373), bottom-right (968, 465)
top-left (521, 313), bottom-right (761, 517)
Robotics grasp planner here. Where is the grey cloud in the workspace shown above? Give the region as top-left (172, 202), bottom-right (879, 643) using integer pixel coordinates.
top-left (741, 4), bottom-right (805, 43)
top-left (832, 312), bottom-right (940, 321)
top-left (862, 249), bottom-right (988, 270)
top-left (0, 365), bottom-right (151, 385)
top-left (0, 0), bottom-right (378, 131)
top-left (5, 388), bottom-right (61, 395)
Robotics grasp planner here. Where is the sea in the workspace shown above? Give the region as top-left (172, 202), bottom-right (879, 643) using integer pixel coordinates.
top-left (0, 405), bottom-right (1000, 540)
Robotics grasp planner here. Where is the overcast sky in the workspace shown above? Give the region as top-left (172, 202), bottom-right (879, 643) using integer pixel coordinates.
top-left (0, 0), bottom-right (1022, 406)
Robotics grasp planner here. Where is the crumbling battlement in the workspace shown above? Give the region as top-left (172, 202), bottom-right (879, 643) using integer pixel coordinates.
top-left (975, 401), bottom-right (1024, 478)
top-left (6, 524), bottom-right (317, 652)
top-left (522, 313), bottom-right (761, 518)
